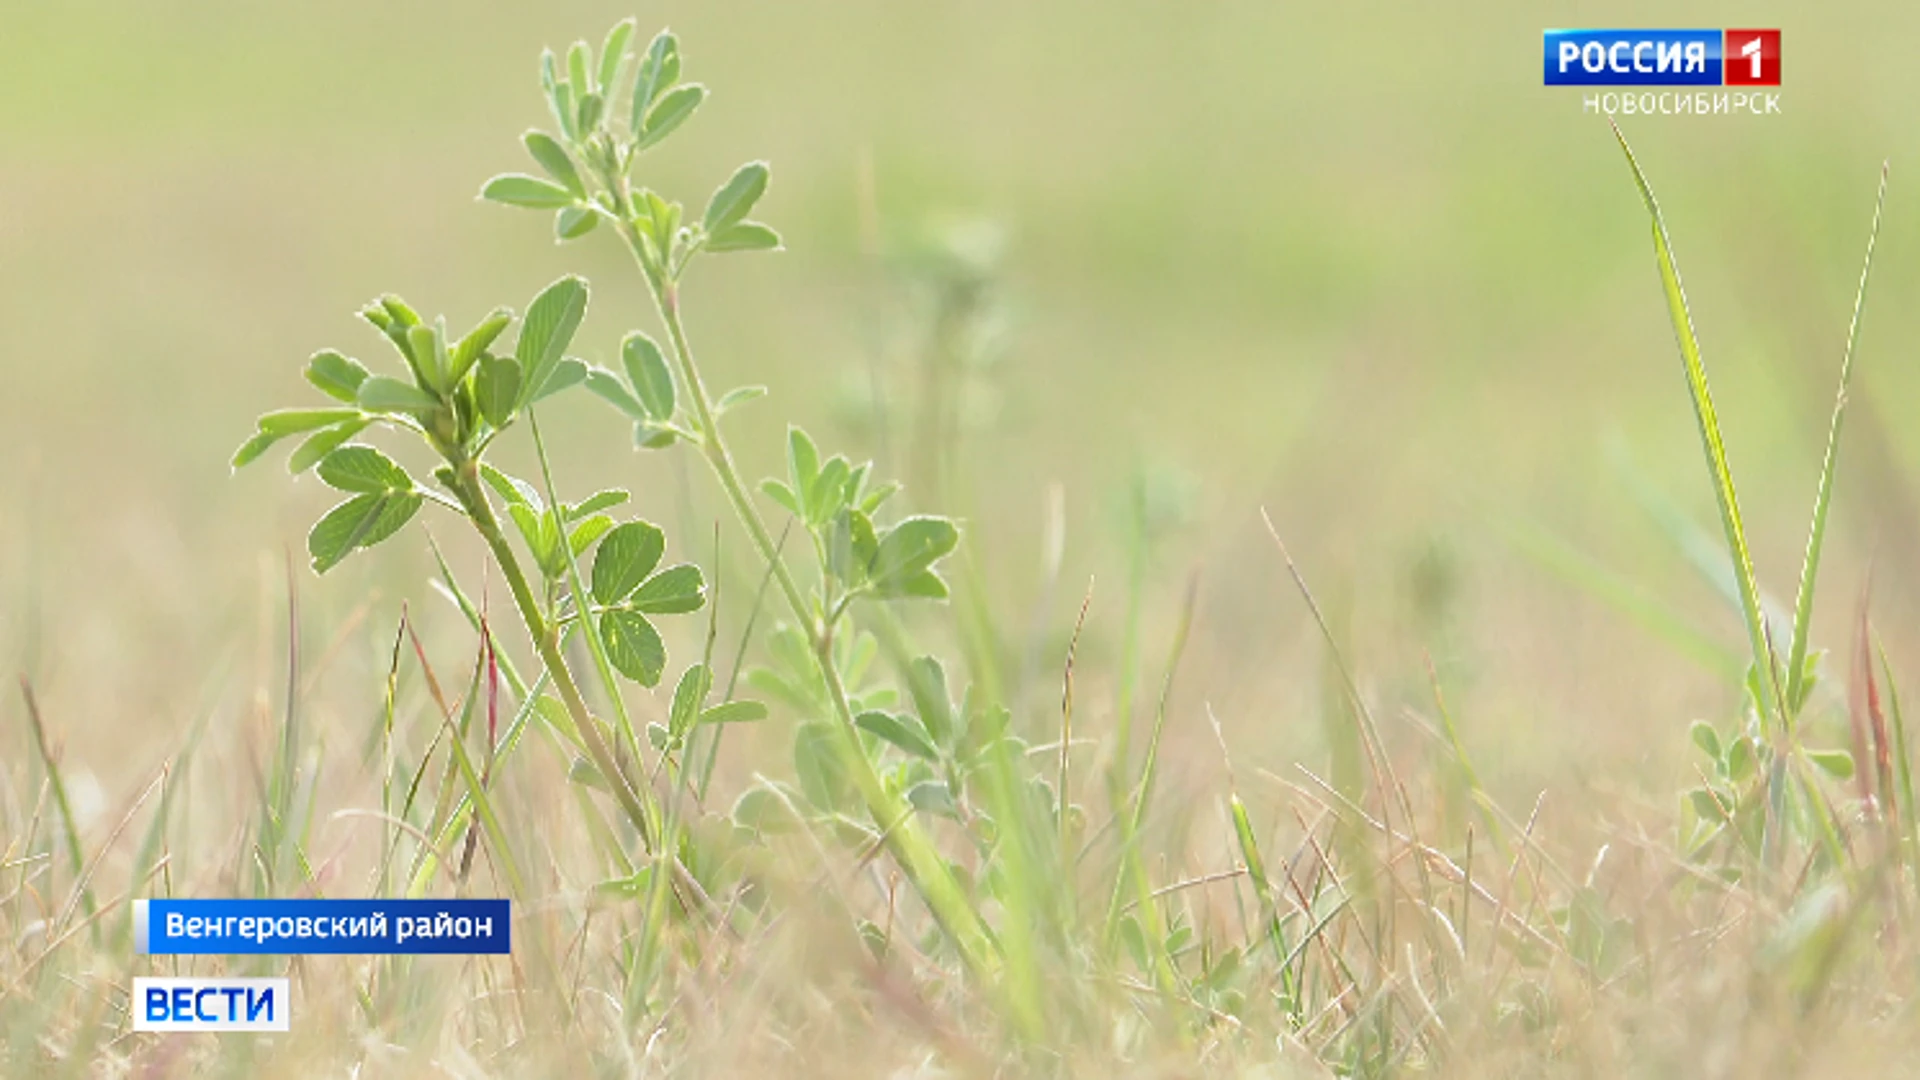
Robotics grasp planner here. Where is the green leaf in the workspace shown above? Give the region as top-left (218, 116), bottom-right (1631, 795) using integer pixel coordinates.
top-left (378, 295), bottom-right (421, 328)
top-left (522, 131), bottom-right (584, 197)
top-left (760, 478), bottom-right (801, 517)
top-left (855, 710), bottom-right (939, 761)
top-left (1727, 735), bottom-right (1758, 784)
top-left (907, 656), bottom-right (954, 747)
top-left (316, 445), bottom-right (410, 494)
top-left (258, 408), bottom-right (359, 437)
top-left (868, 516), bottom-right (960, 594)
top-left (907, 780), bottom-right (958, 818)
top-left (450, 309), bottom-right (512, 384)
top-left (231, 430), bottom-right (279, 469)
top-left (714, 385), bottom-right (767, 416)
top-left (630, 564), bottom-right (706, 614)
top-left (601, 609), bottom-right (666, 686)
top-left (597, 18), bottom-right (635, 93)
top-left (631, 30), bottom-right (680, 124)
top-left (356, 376), bottom-right (438, 413)
top-left (1808, 748), bottom-right (1855, 780)
top-left (703, 161), bottom-right (769, 235)
top-left (892, 570), bottom-right (950, 600)
top-left (530, 356), bottom-right (589, 403)
top-left (305, 351), bottom-right (370, 403)
top-left (507, 504), bottom-right (551, 567)
top-left (584, 367), bottom-right (645, 418)
top-left (474, 353), bottom-right (522, 429)
top-left (807, 457), bottom-right (851, 525)
top-left (407, 323), bottom-right (447, 392)
top-left (622, 332), bottom-right (675, 420)
top-left (591, 521), bottom-right (666, 605)
top-left (555, 206), bottom-right (599, 241)
top-left (574, 92), bottom-right (604, 133)
top-left (1687, 787), bottom-right (1729, 823)
top-left (637, 83), bottom-right (705, 150)
top-left (569, 490), bottom-right (630, 519)
top-left (567, 514), bottom-right (615, 557)
top-left (480, 173), bottom-right (576, 210)
top-left (699, 700), bottom-right (767, 726)
top-left (308, 491), bottom-right (423, 574)
top-left (480, 463), bottom-right (540, 510)
top-left (1690, 720), bottom-right (1721, 762)
top-left (669, 663), bottom-right (712, 738)
top-left (732, 785), bottom-right (797, 834)
top-left (515, 276), bottom-right (589, 408)
top-left (549, 76), bottom-right (577, 143)
top-left (566, 40), bottom-right (592, 96)
top-left (287, 419), bottom-right (372, 475)
top-left (705, 222), bottom-right (781, 254)
top-left (787, 427), bottom-right (820, 503)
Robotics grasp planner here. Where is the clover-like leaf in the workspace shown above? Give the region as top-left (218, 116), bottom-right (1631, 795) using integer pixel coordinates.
top-left (308, 490), bottom-right (423, 574)
top-left (597, 18), bottom-right (635, 93)
top-left (668, 663), bottom-right (713, 738)
top-left (287, 418), bottom-right (373, 475)
top-left (357, 376), bottom-right (439, 413)
top-left (474, 353), bottom-right (523, 429)
top-left (482, 173), bottom-right (576, 210)
top-left (705, 222), bottom-right (781, 254)
top-left (867, 516), bottom-right (960, 596)
top-left (514, 276), bottom-right (589, 407)
top-left (602, 608), bottom-right (666, 686)
top-left (630, 563), bottom-right (706, 614)
top-left (317, 445), bottom-right (411, 494)
top-left (556, 206), bottom-right (599, 241)
top-left (569, 490), bottom-right (630, 519)
top-left (630, 30), bottom-right (681, 127)
top-left (522, 131), bottom-right (584, 197)
top-left (530, 356), bottom-right (589, 403)
top-left (591, 520), bottom-right (666, 605)
top-left (855, 710), bottom-right (939, 762)
top-left (481, 463), bottom-right (541, 511)
top-left (450, 309), bottom-right (513, 384)
top-left (305, 351), bottom-right (371, 403)
top-left (703, 161), bottom-right (769, 235)
top-left (584, 366), bottom-right (646, 418)
top-left (637, 83), bottom-right (705, 150)
top-left (622, 332), bottom-right (675, 420)
top-left (699, 700), bottom-right (767, 726)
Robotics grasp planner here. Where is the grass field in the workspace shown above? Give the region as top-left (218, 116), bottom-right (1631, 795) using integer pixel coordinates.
top-left (5, 3), bottom-right (1920, 1076)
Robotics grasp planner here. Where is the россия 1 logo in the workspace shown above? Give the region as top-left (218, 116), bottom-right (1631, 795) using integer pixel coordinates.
top-left (1544, 29), bottom-right (1781, 86)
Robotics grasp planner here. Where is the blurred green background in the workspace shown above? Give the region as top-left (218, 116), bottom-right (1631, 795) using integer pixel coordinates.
top-left (3, 1), bottom-right (1918, 814)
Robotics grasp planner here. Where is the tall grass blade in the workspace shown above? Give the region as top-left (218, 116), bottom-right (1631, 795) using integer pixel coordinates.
top-left (1785, 163), bottom-right (1889, 713)
top-left (1610, 121), bottom-right (1781, 729)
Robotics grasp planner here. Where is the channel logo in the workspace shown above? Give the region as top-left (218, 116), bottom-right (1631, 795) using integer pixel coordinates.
top-left (1544, 30), bottom-right (1781, 86)
top-left (132, 977), bottom-right (290, 1032)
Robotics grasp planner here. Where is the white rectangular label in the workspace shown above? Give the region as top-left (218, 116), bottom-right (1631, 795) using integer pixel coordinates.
top-left (131, 977), bottom-right (290, 1032)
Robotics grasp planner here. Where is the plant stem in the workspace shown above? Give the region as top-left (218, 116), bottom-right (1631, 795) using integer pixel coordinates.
top-left (446, 459), bottom-right (659, 851)
top-left (614, 218), bottom-right (1000, 983)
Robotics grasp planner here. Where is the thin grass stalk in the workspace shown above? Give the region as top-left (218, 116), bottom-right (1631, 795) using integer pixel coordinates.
top-left (1610, 121), bottom-right (1783, 731)
top-left (1785, 163), bottom-right (1889, 712)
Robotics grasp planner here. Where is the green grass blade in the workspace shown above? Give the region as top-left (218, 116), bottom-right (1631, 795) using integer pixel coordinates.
top-left (1611, 121), bottom-right (1781, 729)
top-left (1784, 164), bottom-right (1889, 713)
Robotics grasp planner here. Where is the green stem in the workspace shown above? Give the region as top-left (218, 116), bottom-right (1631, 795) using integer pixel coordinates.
top-left (614, 219), bottom-right (1001, 985)
top-left (446, 459), bottom-right (659, 851)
